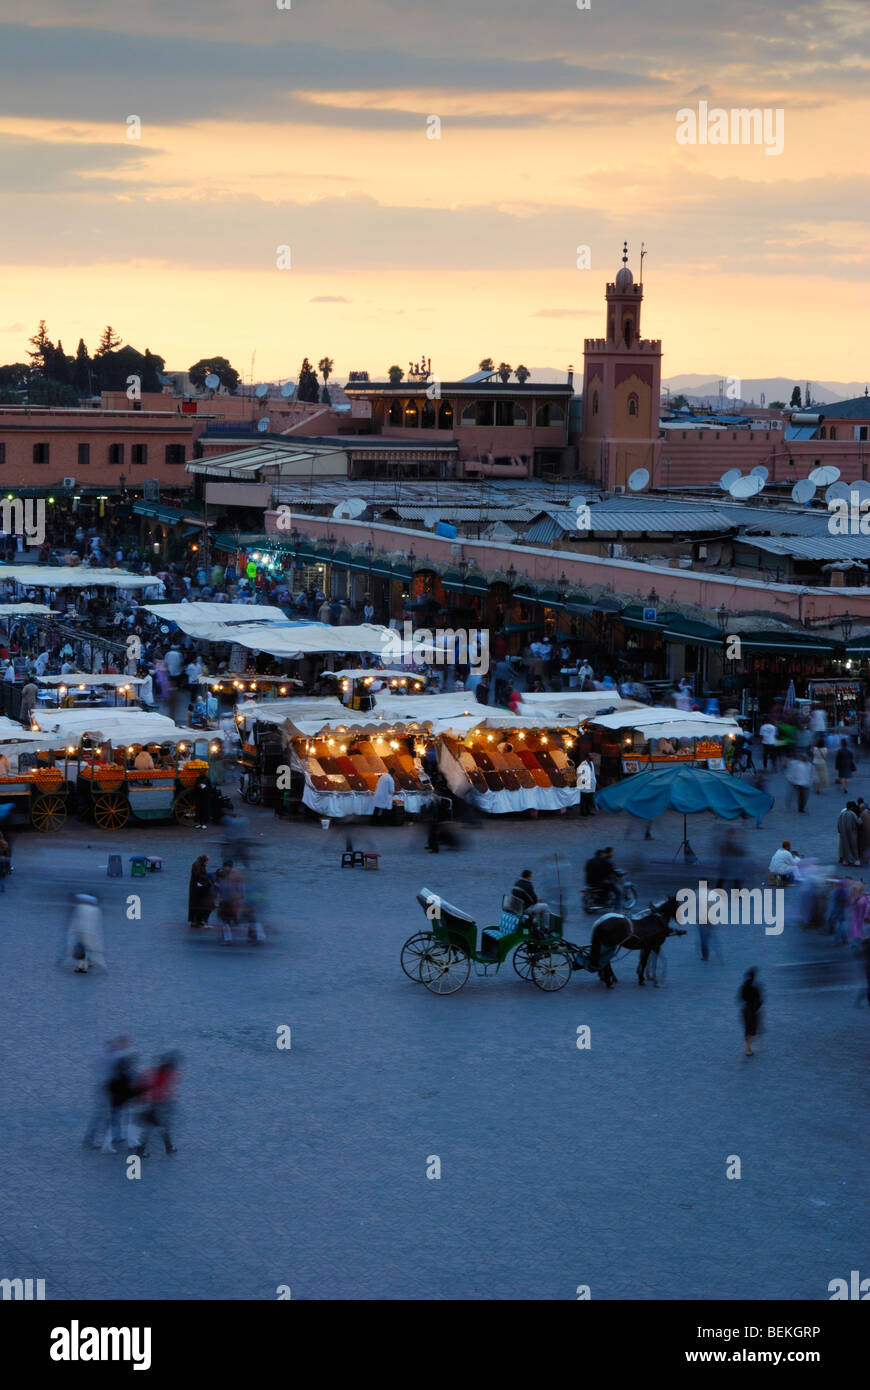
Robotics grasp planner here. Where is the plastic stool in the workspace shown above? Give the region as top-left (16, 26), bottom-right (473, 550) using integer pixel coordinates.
top-left (129, 856), bottom-right (147, 878)
top-left (341, 850), bottom-right (365, 868)
top-left (363, 852), bottom-right (380, 871)
top-left (145, 856), bottom-right (163, 872)
top-left (107, 855), bottom-right (122, 878)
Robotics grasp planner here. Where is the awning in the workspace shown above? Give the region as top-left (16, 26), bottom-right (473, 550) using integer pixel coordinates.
top-left (133, 502), bottom-right (185, 525)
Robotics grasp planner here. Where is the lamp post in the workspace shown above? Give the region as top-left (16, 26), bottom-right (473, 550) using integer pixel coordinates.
top-left (716, 602), bottom-right (729, 695)
top-left (506, 563), bottom-right (517, 589)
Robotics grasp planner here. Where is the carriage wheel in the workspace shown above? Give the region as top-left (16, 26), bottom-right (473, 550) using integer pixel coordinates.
top-left (531, 946), bottom-right (572, 992)
top-left (513, 942), bottom-right (540, 981)
top-left (174, 790), bottom-right (196, 825)
top-left (401, 932), bottom-right (438, 982)
top-left (419, 943), bottom-right (470, 995)
top-left (31, 794), bottom-right (67, 832)
top-left (93, 793), bottom-right (130, 829)
top-left (242, 779), bottom-right (262, 806)
top-left (644, 948), bottom-right (667, 985)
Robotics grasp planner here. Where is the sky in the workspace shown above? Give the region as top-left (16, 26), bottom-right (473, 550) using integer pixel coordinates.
top-left (0, 0), bottom-right (866, 385)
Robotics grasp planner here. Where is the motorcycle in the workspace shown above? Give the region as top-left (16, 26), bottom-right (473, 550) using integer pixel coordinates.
top-left (582, 872), bottom-right (638, 915)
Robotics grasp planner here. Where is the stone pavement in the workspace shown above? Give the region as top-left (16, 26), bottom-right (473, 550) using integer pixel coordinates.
top-left (0, 758), bottom-right (867, 1300)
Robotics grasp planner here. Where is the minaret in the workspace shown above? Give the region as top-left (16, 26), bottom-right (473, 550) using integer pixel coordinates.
top-left (581, 242), bottom-right (662, 489)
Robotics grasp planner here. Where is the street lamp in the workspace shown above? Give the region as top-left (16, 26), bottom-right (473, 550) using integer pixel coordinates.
top-left (841, 611), bottom-right (853, 645)
top-left (557, 571), bottom-right (569, 599)
top-left (647, 587), bottom-right (659, 610)
top-left (407, 548), bottom-right (416, 569)
top-left (716, 604), bottom-right (729, 636)
top-left (506, 563), bottom-right (517, 589)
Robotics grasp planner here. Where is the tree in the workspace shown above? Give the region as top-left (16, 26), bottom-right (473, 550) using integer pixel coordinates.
top-left (72, 339), bottom-right (92, 395)
top-left (515, 364), bottom-right (530, 384)
top-left (769, 400), bottom-right (785, 409)
top-left (28, 377), bottom-right (79, 407)
top-left (96, 325), bottom-right (123, 356)
top-left (318, 356), bottom-right (334, 405)
top-left (27, 320), bottom-right (53, 374)
top-left (497, 361), bottom-right (512, 384)
top-left (50, 338), bottom-right (71, 385)
top-left (387, 364), bottom-right (404, 384)
top-left (789, 385), bottom-right (801, 407)
top-left (188, 356), bottom-right (240, 394)
top-left (670, 393), bottom-right (689, 410)
top-left (478, 357), bottom-right (494, 372)
top-left (296, 357), bottom-right (320, 402)
top-left (0, 362), bottom-right (30, 391)
top-left (142, 349), bottom-right (164, 393)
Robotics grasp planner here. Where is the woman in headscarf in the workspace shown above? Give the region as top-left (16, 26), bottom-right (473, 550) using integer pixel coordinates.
top-left (188, 854), bottom-right (214, 928)
top-left (811, 742), bottom-right (828, 793)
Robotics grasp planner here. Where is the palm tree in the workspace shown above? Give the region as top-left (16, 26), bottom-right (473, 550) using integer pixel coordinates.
top-left (318, 357), bottom-right (334, 386)
top-left (515, 364), bottom-right (530, 384)
top-left (388, 364), bottom-right (404, 384)
top-left (478, 357), bottom-right (494, 372)
top-left (497, 362), bottom-right (512, 384)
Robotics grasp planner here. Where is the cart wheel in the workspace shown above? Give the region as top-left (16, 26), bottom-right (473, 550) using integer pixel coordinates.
top-left (513, 942), bottom-right (540, 980)
top-left (242, 780), bottom-right (261, 806)
top-left (644, 948), bottom-right (667, 985)
top-left (31, 794), bottom-right (67, 832)
top-left (531, 946), bottom-right (572, 992)
top-left (174, 790), bottom-right (196, 824)
top-left (401, 931), bottom-right (439, 982)
top-left (93, 793), bottom-right (130, 829)
top-left (419, 943), bottom-right (470, 995)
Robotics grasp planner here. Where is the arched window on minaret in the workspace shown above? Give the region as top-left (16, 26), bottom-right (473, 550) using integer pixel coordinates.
top-left (628, 393), bottom-right (639, 417)
top-left (624, 318), bottom-right (634, 347)
top-left (592, 391), bottom-right (599, 416)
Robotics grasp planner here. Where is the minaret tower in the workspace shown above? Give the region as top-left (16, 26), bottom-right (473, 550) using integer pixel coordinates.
top-left (581, 242), bottom-right (663, 489)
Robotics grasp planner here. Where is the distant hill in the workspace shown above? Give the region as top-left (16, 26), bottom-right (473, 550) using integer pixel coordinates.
top-left (662, 375), bottom-right (868, 406)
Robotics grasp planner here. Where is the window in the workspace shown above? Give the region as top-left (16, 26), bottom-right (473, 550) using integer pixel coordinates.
top-left (714, 432), bottom-right (720, 440)
top-left (592, 392), bottom-right (599, 416)
top-left (109, 443), bottom-right (124, 465)
top-left (0, 443), bottom-right (5, 465)
top-left (460, 402), bottom-right (476, 426)
top-left (819, 426), bottom-right (827, 439)
top-left (495, 400), bottom-right (514, 426)
top-left (388, 401), bottom-right (403, 426)
top-left (732, 432), bottom-right (737, 441)
top-left (830, 427), bottom-right (837, 440)
top-left (681, 431), bottom-right (687, 440)
top-left (131, 443), bottom-right (147, 466)
top-left (627, 393), bottom-right (639, 417)
top-left (860, 427), bottom-right (868, 442)
top-left (33, 442), bottom-right (49, 464)
top-left (624, 318), bottom-right (633, 347)
top-left (165, 444), bottom-right (186, 465)
top-left (437, 400), bottom-right (453, 429)
top-left (513, 402), bottom-right (528, 425)
top-left (475, 400), bottom-right (494, 426)
top-left (420, 400), bottom-right (436, 429)
top-left (77, 442), bottom-right (90, 467)
top-left (404, 401), bottom-right (418, 428)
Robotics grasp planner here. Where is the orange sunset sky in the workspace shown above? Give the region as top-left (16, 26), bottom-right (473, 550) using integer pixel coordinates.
top-left (0, 0), bottom-right (866, 384)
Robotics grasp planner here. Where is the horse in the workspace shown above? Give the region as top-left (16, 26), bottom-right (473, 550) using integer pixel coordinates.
top-left (587, 895), bottom-right (685, 987)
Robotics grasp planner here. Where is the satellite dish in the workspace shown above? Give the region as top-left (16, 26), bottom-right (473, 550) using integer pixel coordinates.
top-left (825, 481), bottom-right (851, 503)
top-left (791, 479), bottom-right (815, 505)
top-left (257, 418), bottom-right (270, 433)
top-left (729, 475), bottom-right (763, 499)
top-left (204, 373), bottom-right (220, 390)
top-left (719, 470), bottom-right (741, 491)
top-left (332, 497), bottom-right (368, 520)
top-left (750, 466), bottom-right (768, 481)
top-left (809, 465), bottom-right (840, 486)
top-left (280, 383), bottom-right (295, 399)
top-left (627, 468), bottom-right (650, 493)
top-left (569, 494), bottom-right (587, 512)
top-left (850, 480), bottom-right (870, 503)
top-left (255, 384), bottom-right (269, 400)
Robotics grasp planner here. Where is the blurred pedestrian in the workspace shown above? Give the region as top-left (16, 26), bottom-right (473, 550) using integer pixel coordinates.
top-left (834, 739), bottom-right (856, 794)
top-left (738, 968), bottom-right (764, 1058)
top-left (133, 1053), bottom-right (181, 1157)
top-left (188, 854), bottom-right (214, 928)
top-left (82, 1036), bottom-right (128, 1151)
top-left (811, 743), bottom-right (828, 793)
top-left (838, 802), bottom-right (861, 866)
top-left (64, 893), bottom-right (106, 973)
top-left (193, 768), bottom-right (212, 830)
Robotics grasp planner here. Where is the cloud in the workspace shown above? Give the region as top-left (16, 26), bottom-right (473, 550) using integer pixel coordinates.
top-left (0, 322), bottom-right (25, 333)
top-left (310, 295), bottom-right (351, 302)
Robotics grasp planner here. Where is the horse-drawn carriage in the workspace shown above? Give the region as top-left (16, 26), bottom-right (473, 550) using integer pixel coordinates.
top-left (401, 888), bottom-right (685, 994)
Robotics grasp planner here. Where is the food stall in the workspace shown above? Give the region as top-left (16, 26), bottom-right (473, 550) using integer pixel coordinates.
top-left (37, 674), bottom-right (144, 709)
top-left (0, 717), bottom-right (70, 831)
top-left (29, 709), bottom-right (212, 828)
top-left (587, 707), bottom-right (741, 782)
top-left (805, 679), bottom-right (862, 736)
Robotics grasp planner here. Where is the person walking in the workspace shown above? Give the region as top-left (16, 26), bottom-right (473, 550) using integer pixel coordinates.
top-left (811, 743), bottom-right (829, 793)
top-left (372, 769), bottom-right (395, 821)
top-left (133, 1053), bottom-right (180, 1157)
top-left (834, 738), bottom-right (857, 794)
top-left (759, 718), bottom-right (779, 771)
top-left (82, 1036), bottom-right (128, 1151)
top-left (188, 854), bottom-right (215, 927)
top-left (578, 755), bottom-right (596, 816)
top-left (837, 801), bottom-right (861, 866)
top-left (105, 1042), bottom-right (141, 1152)
top-left (18, 677), bottom-right (38, 728)
top-left (738, 968), bottom-right (764, 1058)
top-left (193, 769), bottom-right (212, 830)
top-left (859, 800), bottom-right (870, 866)
top-left (788, 751), bottom-right (812, 812)
top-left (64, 893), bottom-right (106, 973)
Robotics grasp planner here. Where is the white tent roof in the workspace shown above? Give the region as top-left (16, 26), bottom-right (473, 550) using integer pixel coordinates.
top-left (228, 622), bottom-right (399, 658)
top-left (0, 602), bottom-right (58, 616)
top-left (0, 565), bottom-right (162, 590)
top-left (519, 693), bottom-right (645, 720)
top-left (0, 716), bottom-right (47, 744)
top-left (30, 709), bottom-right (202, 745)
top-left (39, 674), bottom-right (144, 688)
top-left (590, 707), bottom-right (741, 739)
top-left (322, 669), bottom-right (426, 683)
top-left (143, 602), bottom-right (289, 639)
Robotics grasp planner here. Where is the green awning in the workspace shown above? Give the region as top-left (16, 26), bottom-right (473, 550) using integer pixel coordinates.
top-left (391, 563), bottom-right (412, 582)
top-left (133, 502), bottom-right (185, 525)
top-left (499, 621), bottom-right (543, 634)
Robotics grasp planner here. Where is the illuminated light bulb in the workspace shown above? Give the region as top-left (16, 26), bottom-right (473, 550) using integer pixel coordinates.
top-left (211, 744), bottom-right (219, 753)
top-left (250, 683), bottom-right (256, 690)
top-left (518, 732), bottom-right (526, 740)
top-left (340, 744), bottom-right (347, 753)
top-left (67, 746), bottom-right (75, 754)
top-left (178, 743), bottom-right (186, 752)
top-left (280, 687), bottom-right (287, 695)
top-left (128, 746), bottom-right (135, 753)
top-left (541, 736), bottom-right (548, 744)
top-left (58, 686), bottom-right (66, 695)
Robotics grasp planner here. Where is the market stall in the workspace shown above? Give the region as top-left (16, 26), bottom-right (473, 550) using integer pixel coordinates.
top-left (0, 720), bottom-right (70, 831)
top-left (587, 707), bottom-right (741, 781)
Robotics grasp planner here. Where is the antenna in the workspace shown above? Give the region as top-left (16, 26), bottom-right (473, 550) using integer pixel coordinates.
top-left (639, 242), bottom-right (646, 281)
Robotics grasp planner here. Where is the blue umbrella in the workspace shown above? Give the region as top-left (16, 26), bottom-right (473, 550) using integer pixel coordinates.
top-left (595, 765), bottom-right (774, 861)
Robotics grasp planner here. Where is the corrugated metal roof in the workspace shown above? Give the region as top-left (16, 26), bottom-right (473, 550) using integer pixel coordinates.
top-left (784, 424), bottom-right (818, 441)
top-left (391, 505), bottom-right (536, 522)
top-left (735, 535), bottom-right (870, 562)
